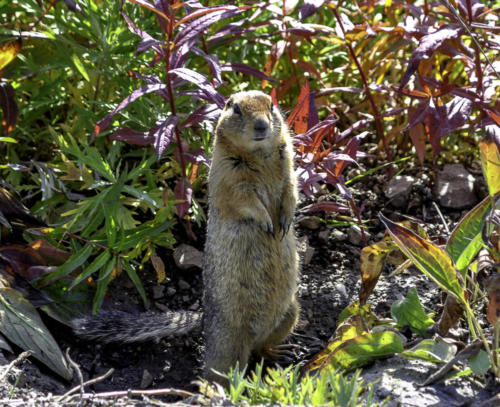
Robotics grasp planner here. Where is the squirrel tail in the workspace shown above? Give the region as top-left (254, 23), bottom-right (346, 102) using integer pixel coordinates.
top-left (73, 310), bottom-right (202, 343)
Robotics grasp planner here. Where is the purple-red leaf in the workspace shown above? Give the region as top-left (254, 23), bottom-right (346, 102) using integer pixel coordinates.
top-left (94, 83), bottom-right (168, 138)
top-left (298, 0), bottom-right (325, 19)
top-left (169, 68), bottom-right (225, 108)
top-left (174, 177), bottom-right (193, 218)
top-left (109, 128), bottom-right (154, 146)
top-left (180, 104), bottom-right (221, 129)
top-left (400, 25), bottom-right (463, 89)
top-left (0, 82), bottom-right (18, 135)
top-left (302, 201), bottom-right (349, 213)
top-left (222, 62), bottom-right (276, 82)
top-left (152, 116), bottom-right (178, 159)
top-left (121, 8), bottom-right (164, 56)
top-left (192, 47), bottom-right (222, 86)
top-left (174, 7), bottom-right (248, 48)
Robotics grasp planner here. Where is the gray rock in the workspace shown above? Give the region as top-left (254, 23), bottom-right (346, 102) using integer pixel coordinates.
top-left (331, 229), bottom-right (347, 241)
top-left (297, 235), bottom-right (315, 265)
top-left (173, 244), bottom-right (203, 270)
top-left (434, 164), bottom-right (478, 209)
top-left (178, 279), bottom-right (190, 290)
top-left (347, 225), bottom-right (363, 246)
top-left (318, 229), bottom-right (330, 244)
top-left (140, 369), bottom-right (153, 389)
top-left (152, 285), bottom-right (164, 300)
top-left (384, 175), bottom-right (415, 208)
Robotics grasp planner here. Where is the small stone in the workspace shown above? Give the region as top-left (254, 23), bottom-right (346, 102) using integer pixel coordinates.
top-left (318, 229), bottom-right (330, 244)
top-left (335, 283), bottom-right (348, 299)
top-left (178, 279), bottom-right (190, 290)
top-left (140, 369), bottom-right (154, 389)
top-left (297, 235), bottom-right (315, 265)
top-left (384, 175), bottom-right (415, 208)
top-left (434, 163), bottom-right (478, 209)
top-left (331, 229), bottom-right (347, 241)
top-left (166, 287), bottom-right (177, 296)
top-left (189, 300), bottom-right (200, 311)
top-left (173, 244), bottom-right (203, 270)
top-left (155, 302), bottom-right (169, 312)
top-left (152, 285), bottom-right (164, 300)
top-left (347, 225), bottom-right (363, 246)
top-left (299, 217), bottom-right (321, 230)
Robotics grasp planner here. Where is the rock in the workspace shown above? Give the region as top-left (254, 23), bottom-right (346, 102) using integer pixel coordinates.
top-left (347, 225), bottom-right (363, 246)
top-left (140, 369), bottom-right (153, 389)
top-left (152, 285), bottom-right (164, 300)
top-left (189, 300), bottom-right (200, 311)
top-left (166, 286), bottom-right (177, 296)
top-left (318, 229), bottom-right (330, 244)
top-left (384, 175), bottom-right (415, 208)
top-left (335, 282), bottom-right (348, 299)
top-left (297, 235), bottom-right (315, 265)
top-left (298, 217), bottom-right (321, 230)
top-left (434, 164), bottom-right (478, 209)
top-left (331, 229), bottom-right (347, 241)
top-left (155, 302), bottom-right (169, 312)
top-left (178, 279), bottom-right (190, 290)
top-left (173, 244), bottom-right (203, 270)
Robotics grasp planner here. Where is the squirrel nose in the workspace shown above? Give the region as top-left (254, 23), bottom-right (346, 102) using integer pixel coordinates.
top-left (254, 118), bottom-right (268, 133)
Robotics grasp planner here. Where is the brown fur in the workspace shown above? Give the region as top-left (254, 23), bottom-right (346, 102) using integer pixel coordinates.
top-left (203, 90), bottom-right (299, 382)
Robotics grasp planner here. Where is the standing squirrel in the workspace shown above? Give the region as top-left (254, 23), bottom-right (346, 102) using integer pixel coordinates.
top-left (73, 90), bottom-right (299, 383)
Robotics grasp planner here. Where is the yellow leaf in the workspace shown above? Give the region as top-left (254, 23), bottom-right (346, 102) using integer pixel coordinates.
top-left (0, 39), bottom-right (21, 71)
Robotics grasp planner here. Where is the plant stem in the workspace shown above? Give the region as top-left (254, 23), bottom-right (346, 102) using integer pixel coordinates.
top-left (331, 8), bottom-right (392, 165)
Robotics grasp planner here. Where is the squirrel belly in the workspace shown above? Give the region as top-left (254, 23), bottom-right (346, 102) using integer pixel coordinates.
top-left (72, 310), bottom-right (202, 344)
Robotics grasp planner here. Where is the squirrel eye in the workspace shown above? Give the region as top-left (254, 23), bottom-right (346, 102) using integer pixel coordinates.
top-left (233, 103), bottom-right (242, 115)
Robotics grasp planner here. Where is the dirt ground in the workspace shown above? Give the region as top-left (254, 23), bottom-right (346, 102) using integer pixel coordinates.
top-left (0, 159), bottom-right (498, 406)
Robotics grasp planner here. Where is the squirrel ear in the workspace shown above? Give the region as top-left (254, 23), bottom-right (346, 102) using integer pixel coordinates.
top-left (225, 98), bottom-right (233, 109)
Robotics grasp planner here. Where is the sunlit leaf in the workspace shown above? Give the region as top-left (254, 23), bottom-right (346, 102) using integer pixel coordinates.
top-left (380, 214), bottom-right (465, 301)
top-left (469, 350), bottom-right (490, 376)
top-left (402, 339), bottom-right (456, 364)
top-left (446, 195), bottom-right (497, 274)
top-left (391, 287), bottom-right (434, 335)
top-left (479, 140), bottom-right (500, 197)
top-left (359, 240), bottom-right (397, 305)
top-left (0, 39), bottom-right (21, 71)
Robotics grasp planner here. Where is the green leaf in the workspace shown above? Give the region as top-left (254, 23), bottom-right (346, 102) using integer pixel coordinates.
top-left (92, 256), bottom-right (117, 314)
top-left (0, 288), bottom-right (72, 380)
top-left (380, 214), bottom-right (465, 302)
top-left (68, 250), bottom-right (112, 290)
top-left (122, 260), bottom-right (147, 305)
top-left (469, 349), bottom-right (490, 376)
top-left (402, 339), bottom-right (455, 364)
top-left (38, 244), bottom-right (94, 287)
top-left (71, 53), bottom-right (90, 81)
top-left (0, 137), bottom-right (17, 143)
top-left (446, 195), bottom-right (497, 275)
top-left (479, 140), bottom-right (500, 197)
top-left (391, 287), bottom-right (434, 336)
top-left (328, 330), bottom-right (404, 370)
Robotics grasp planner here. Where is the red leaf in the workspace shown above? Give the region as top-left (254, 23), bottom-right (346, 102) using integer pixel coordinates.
top-left (174, 177), bottom-right (193, 219)
top-left (262, 40), bottom-right (286, 83)
top-left (109, 128), bottom-right (154, 146)
top-left (0, 82), bottom-right (18, 135)
top-left (400, 25), bottom-right (463, 89)
top-left (180, 104), bottom-right (221, 129)
top-left (286, 82), bottom-right (319, 134)
top-left (174, 7), bottom-right (248, 48)
top-left (152, 116), bottom-right (178, 159)
top-left (409, 123), bottom-right (426, 164)
top-left (302, 201), bottom-right (349, 213)
top-left (222, 62), bottom-right (276, 82)
top-left (298, 0), bottom-right (325, 19)
top-left (94, 83), bottom-right (168, 138)
top-left (169, 68), bottom-right (225, 108)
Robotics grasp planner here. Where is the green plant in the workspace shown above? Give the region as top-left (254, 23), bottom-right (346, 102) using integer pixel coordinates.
top-left (219, 361), bottom-right (386, 407)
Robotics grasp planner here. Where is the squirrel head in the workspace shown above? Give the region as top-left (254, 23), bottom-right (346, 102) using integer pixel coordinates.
top-left (215, 90), bottom-right (285, 154)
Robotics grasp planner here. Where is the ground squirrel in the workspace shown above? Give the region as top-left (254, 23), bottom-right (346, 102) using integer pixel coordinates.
top-left (73, 90), bottom-right (299, 383)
